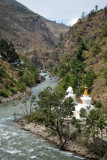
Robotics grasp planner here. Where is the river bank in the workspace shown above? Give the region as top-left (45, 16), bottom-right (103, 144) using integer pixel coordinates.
top-left (0, 87), bottom-right (31, 103)
top-left (15, 117), bottom-right (106, 160)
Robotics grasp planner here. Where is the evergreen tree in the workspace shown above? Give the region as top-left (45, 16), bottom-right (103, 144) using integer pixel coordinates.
top-left (95, 5), bottom-right (98, 12)
top-left (71, 40), bottom-right (88, 95)
top-left (83, 70), bottom-right (96, 88)
top-left (81, 11), bottom-right (85, 19)
top-left (104, 68), bottom-right (107, 85)
top-left (30, 87), bottom-right (75, 149)
top-left (0, 39), bottom-right (19, 63)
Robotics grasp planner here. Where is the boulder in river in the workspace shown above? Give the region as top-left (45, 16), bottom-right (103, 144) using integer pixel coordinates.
top-left (37, 75), bottom-right (46, 84)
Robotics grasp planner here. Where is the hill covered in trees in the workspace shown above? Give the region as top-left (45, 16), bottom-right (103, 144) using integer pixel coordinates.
top-left (48, 6), bottom-right (107, 110)
top-left (0, 39), bottom-right (39, 100)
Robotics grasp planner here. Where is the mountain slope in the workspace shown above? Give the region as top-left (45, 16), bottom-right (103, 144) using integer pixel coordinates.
top-left (51, 8), bottom-right (107, 109)
top-left (0, 0), bottom-right (69, 65)
top-left (0, 39), bottom-right (39, 100)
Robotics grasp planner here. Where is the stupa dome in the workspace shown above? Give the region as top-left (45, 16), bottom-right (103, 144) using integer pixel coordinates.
top-left (66, 86), bottom-right (74, 94)
top-left (66, 86), bottom-right (76, 102)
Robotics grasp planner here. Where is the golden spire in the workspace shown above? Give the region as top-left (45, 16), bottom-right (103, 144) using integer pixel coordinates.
top-left (84, 84), bottom-right (88, 95)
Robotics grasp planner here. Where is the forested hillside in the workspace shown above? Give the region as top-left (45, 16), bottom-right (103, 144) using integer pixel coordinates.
top-left (0, 39), bottom-right (39, 100)
top-left (49, 7), bottom-right (107, 109)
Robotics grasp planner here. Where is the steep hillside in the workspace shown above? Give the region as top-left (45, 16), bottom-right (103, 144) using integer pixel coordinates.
top-left (0, 57), bottom-right (39, 100)
top-left (0, 0), bottom-right (68, 65)
top-left (51, 8), bottom-right (107, 109)
top-left (0, 39), bottom-right (39, 100)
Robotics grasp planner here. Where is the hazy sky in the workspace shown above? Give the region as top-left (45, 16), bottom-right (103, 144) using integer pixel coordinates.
top-left (17, 0), bottom-right (107, 25)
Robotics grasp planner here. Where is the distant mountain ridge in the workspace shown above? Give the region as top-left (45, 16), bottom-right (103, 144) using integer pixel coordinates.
top-left (0, 0), bottom-right (69, 65)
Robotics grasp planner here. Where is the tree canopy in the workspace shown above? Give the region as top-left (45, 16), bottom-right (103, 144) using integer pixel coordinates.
top-left (0, 39), bottom-right (19, 63)
top-left (29, 87), bottom-right (75, 149)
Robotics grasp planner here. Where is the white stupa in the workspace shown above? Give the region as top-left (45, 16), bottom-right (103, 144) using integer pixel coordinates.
top-left (65, 86), bottom-right (76, 102)
top-left (65, 85), bottom-right (94, 119)
top-left (74, 85), bottom-right (94, 119)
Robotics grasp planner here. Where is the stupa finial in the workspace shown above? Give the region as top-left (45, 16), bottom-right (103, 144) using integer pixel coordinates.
top-left (84, 84), bottom-right (88, 95)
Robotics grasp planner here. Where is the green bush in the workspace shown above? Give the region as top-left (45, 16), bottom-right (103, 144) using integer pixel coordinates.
top-left (77, 34), bottom-right (82, 42)
top-left (53, 67), bottom-right (58, 74)
top-left (91, 42), bottom-right (101, 57)
top-left (28, 111), bottom-right (45, 124)
top-left (104, 5), bottom-right (107, 15)
top-left (103, 68), bottom-right (107, 85)
top-left (89, 145), bottom-right (107, 157)
top-left (83, 70), bottom-right (96, 88)
top-left (88, 40), bottom-right (95, 47)
top-left (0, 67), bottom-right (9, 78)
top-left (88, 9), bottom-right (96, 18)
top-left (102, 23), bottom-right (107, 37)
top-left (59, 63), bottom-right (70, 78)
top-left (0, 90), bottom-right (8, 97)
top-left (17, 81), bottom-right (26, 92)
top-left (95, 100), bottom-right (102, 108)
top-left (104, 49), bottom-right (107, 62)
top-left (0, 39), bottom-right (19, 63)
top-left (8, 87), bottom-right (17, 94)
top-left (18, 70), bottom-right (24, 76)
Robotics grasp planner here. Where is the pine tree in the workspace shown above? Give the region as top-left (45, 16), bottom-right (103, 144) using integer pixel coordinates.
top-left (71, 40), bottom-right (88, 95)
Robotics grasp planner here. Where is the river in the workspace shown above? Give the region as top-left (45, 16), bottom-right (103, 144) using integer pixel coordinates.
top-left (0, 71), bottom-right (86, 160)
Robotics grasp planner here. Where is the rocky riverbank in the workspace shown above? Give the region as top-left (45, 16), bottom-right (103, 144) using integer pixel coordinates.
top-left (14, 117), bottom-right (106, 160)
top-left (0, 87), bottom-right (31, 103)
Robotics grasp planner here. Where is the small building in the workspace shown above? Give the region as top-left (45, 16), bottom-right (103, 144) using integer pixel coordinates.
top-left (20, 60), bottom-right (24, 65)
top-left (65, 86), bottom-right (76, 103)
top-left (66, 85), bottom-right (94, 119)
top-left (11, 61), bottom-right (20, 67)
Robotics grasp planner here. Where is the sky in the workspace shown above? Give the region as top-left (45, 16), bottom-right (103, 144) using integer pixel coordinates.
top-left (17, 0), bottom-right (107, 26)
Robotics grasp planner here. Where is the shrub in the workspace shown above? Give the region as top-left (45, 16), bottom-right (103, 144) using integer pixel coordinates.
top-left (19, 73), bottom-right (35, 87)
top-left (0, 90), bottom-right (8, 97)
top-left (91, 42), bottom-right (101, 57)
top-left (8, 87), bottom-right (17, 94)
top-left (88, 9), bottom-right (96, 18)
top-left (103, 68), bottom-right (107, 85)
top-left (28, 111), bottom-right (45, 124)
top-left (0, 39), bottom-right (19, 63)
top-left (104, 49), bottom-right (107, 62)
top-left (83, 70), bottom-right (96, 88)
top-left (102, 23), bottom-right (107, 37)
top-left (53, 67), bottom-right (58, 74)
top-left (77, 34), bottom-right (82, 42)
top-left (18, 70), bottom-right (24, 76)
top-left (0, 67), bottom-right (8, 78)
top-left (17, 81), bottom-right (26, 92)
top-left (59, 63), bottom-right (70, 78)
top-left (95, 100), bottom-right (102, 108)
top-left (104, 5), bottom-right (107, 15)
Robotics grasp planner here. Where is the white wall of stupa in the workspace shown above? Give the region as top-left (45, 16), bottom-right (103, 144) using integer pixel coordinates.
top-left (65, 86), bottom-right (95, 119)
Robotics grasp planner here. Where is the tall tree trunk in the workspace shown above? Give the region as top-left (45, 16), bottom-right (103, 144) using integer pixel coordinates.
top-left (56, 121), bottom-right (65, 149)
top-left (101, 129), bottom-right (103, 149)
top-left (78, 71), bottom-right (81, 95)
